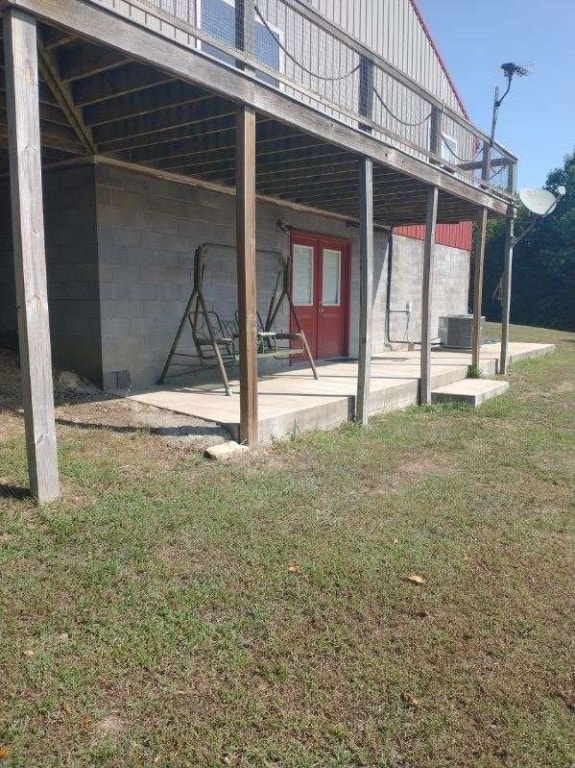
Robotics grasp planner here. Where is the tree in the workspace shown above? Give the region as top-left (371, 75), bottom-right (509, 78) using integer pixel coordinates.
top-left (483, 151), bottom-right (575, 331)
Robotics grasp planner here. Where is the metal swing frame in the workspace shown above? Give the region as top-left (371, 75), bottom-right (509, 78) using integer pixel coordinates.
top-left (158, 242), bottom-right (318, 395)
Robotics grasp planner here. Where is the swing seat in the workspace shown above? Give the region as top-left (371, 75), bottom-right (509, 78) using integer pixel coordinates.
top-left (158, 243), bottom-right (319, 394)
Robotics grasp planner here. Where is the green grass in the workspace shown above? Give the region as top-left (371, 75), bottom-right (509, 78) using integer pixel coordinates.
top-left (1, 325), bottom-right (574, 767)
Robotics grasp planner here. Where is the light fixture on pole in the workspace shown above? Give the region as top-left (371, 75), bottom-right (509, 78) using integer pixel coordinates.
top-left (489, 62), bottom-right (532, 145)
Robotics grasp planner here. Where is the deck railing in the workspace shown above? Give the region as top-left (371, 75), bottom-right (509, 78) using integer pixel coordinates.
top-left (89, 0), bottom-right (517, 197)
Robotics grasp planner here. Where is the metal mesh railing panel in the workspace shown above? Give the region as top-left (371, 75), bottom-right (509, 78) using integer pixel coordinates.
top-left (88, 0), bottom-right (516, 197)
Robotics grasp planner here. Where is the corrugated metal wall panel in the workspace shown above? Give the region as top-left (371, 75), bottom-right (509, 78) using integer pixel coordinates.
top-left (394, 222), bottom-right (473, 251)
top-left (309, 0), bottom-right (464, 113)
top-left (308, 0), bottom-right (473, 250)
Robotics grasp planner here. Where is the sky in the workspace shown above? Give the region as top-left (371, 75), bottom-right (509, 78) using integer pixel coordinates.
top-left (416, 0), bottom-right (575, 189)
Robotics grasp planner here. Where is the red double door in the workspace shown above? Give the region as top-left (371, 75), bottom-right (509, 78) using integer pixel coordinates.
top-left (290, 232), bottom-right (350, 360)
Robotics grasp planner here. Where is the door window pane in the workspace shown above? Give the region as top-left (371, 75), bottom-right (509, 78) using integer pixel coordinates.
top-left (292, 245), bottom-right (314, 305)
top-left (322, 249), bottom-right (341, 306)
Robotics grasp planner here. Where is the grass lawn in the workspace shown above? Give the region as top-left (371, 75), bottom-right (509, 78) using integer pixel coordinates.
top-left (1, 324), bottom-right (574, 767)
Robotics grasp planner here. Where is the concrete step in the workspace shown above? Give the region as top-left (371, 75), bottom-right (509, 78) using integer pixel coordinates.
top-left (431, 378), bottom-right (509, 407)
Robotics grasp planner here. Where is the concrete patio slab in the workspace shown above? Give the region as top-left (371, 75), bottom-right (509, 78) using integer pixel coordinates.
top-left (126, 341), bottom-right (554, 443)
top-left (431, 378), bottom-right (510, 406)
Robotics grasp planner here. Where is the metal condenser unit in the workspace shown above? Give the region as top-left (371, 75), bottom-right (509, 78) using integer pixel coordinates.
top-left (439, 314), bottom-right (484, 349)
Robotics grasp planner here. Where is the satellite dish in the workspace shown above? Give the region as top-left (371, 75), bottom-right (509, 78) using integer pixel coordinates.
top-left (519, 187), bottom-right (557, 216)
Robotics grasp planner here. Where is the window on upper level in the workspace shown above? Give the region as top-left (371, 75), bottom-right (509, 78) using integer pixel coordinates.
top-left (198, 0), bottom-right (282, 86)
top-left (441, 134), bottom-right (458, 164)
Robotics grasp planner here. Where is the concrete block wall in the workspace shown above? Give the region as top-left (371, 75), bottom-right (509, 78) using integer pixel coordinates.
top-left (43, 166), bottom-right (102, 384)
top-left (0, 167), bottom-right (102, 382)
top-left (0, 183), bottom-right (17, 349)
top-left (0, 163), bottom-right (470, 391)
top-left (95, 165), bottom-right (389, 388)
top-left (388, 233), bottom-right (470, 345)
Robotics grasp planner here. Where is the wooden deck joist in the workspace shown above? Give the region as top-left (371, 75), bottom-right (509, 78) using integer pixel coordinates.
top-left (91, 95), bottom-right (234, 145)
top-left (2, 0), bottom-right (513, 219)
top-left (55, 41), bottom-right (127, 82)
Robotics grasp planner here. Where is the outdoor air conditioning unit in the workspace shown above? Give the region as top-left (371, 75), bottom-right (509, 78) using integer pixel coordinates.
top-left (439, 314), bottom-right (484, 349)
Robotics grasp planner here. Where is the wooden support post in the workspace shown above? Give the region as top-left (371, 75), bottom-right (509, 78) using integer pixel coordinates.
top-left (500, 206), bottom-right (515, 374)
top-left (506, 159), bottom-right (517, 196)
top-left (236, 105), bottom-right (258, 445)
top-left (356, 157), bottom-right (374, 425)
top-left (358, 55), bottom-right (374, 132)
top-left (235, 0), bottom-right (255, 71)
top-left (481, 140), bottom-right (491, 185)
top-left (429, 105), bottom-right (443, 158)
top-left (471, 207), bottom-right (488, 370)
top-left (420, 186), bottom-right (439, 405)
top-left (5, 9), bottom-right (59, 502)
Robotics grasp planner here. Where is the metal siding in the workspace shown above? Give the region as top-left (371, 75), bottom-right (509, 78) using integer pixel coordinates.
top-left (394, 222), bottom-right (473, 251)
top-left (307, 0), bottom-right (473, 249)
top-left (309, 0), bottom-right (464, 113)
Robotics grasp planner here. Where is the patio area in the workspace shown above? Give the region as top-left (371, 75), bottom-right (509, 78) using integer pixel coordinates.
top-left (128, 342), bottom-right (554, 443)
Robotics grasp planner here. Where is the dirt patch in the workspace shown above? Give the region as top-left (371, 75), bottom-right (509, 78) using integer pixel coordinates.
top-left (94, 714), bottom-right (126, 740)
top-left (553, 380), bottom-right (575, 393)
top-left (0, 348), bottom-right (230, 452)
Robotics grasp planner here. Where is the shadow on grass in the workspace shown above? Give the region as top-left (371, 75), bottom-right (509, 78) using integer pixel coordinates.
top-left (56, 418), bottom-right (225, 439)
top-left (0, 483), bottom-right (30, 500)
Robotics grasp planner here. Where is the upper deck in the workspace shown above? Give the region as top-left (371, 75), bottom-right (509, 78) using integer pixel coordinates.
top-left (0, 0), bottom-right (517, 224)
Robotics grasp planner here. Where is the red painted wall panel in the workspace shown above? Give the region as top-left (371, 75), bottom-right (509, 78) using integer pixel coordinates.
top-left (394, 222), bottom-right (473, 251)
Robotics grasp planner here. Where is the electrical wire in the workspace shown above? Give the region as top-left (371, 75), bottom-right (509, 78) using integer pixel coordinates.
top-left (490, 164), bottom-right (506, 181)
top-left (438, 139), bottom-right (484, 165)
top-left (372, 85), bottom-right (432, 128)
top-left (255, 5), bottom-right (361, 82)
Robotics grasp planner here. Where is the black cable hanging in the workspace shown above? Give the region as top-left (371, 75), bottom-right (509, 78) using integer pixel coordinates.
top-left (372, 85), bottom-right (432, 128)
top-left (255, 4), bottom-right (361, 82)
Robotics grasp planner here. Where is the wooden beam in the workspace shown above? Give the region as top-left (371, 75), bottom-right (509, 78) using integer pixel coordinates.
top-left (117, 124), bottom-right (309, 165)
top-left (92, 95), bottom-right (232, 146)
top-left (38, 100), bottom-right (74, 126)
top-left (420, 186), bottom-right (439, 405)
top-left (4, 8), bottom-right (59, 503)
top-left (236, 105), bottom-right (258, 445)
top-left (40, 25), bottom-right (75, 51)
top-left (151, 139), bottom-right (328, 176)
top-left (0, 63), bottom-right (65, 106)
top-left (97, 110), bottom-right (236, 152)
top-left (10, 0), bottom-right (512, 216)
top-left (257, 161), bottom-right (404, 189)
top-left (82, 81), bottom-right (207, 127)
top-left (257, 159), bottom-right (358, 184)
top-left (500, 207), bottom-right (515, 374)
top-left (37, 39), bottom-right (95, 153)
top-left (283, 182), bottom-right (429, 206)
top-left (235, 0), bottom-right (255, 71)
top-left (0, 120), bottom-right (86, 154)
top-left (71, 63), bottom-right (173, 107)
top-left (57, 42), bottom-right (127, 82)
top-left (356, 157), bottom-right (374, 425)
top-left (429, 105), bottom-right (443, 157)
top-left (40, 102), bottom-right (75, 126)
top-left (168, 142), bottom-right (344, 178)
top-left (358, 54), bottom-right (374, 132)
top-left (457, 156), bottom-right (510, 172)
top-left (471, 207), bottom-right (488, 370)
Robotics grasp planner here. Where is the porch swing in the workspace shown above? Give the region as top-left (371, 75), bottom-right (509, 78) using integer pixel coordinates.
top-left (158, 242), bottom-right (318, 395)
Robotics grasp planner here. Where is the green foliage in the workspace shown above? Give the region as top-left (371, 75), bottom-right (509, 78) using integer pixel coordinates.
top-left (483, 151), bottom-right (575, 331)
top-left (467, 364), bottom-right (483, 379)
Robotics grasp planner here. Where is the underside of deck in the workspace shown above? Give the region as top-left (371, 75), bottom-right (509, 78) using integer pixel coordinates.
top-left (128, 343), bottom-right (554, 443)
top-left (0, 2), bottom-right (513, 225)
